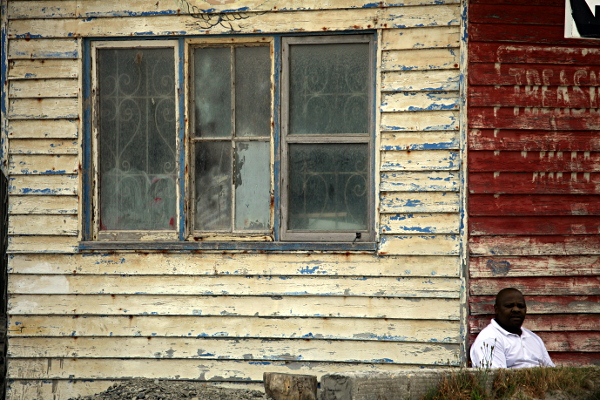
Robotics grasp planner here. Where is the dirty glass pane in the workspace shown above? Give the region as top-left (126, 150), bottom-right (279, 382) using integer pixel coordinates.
top-left (194, 141), bottom-right (232, 230)
top-left (235, 46), bottom-right (271, 137)
top-left (235, 142), bottom-right (270, 231)
top-left (97, 48), bottom-right (176, 231)
top-left (288, 143), bottom-right (368, 231)
top-left (289, 43), bottom-right (369, 135)
top-left (194, 47), bottom-right (231, 138)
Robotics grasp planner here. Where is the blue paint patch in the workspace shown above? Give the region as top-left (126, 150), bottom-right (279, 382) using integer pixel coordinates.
top-left (249, 361), bottom-right (271, 365)
top-left (298, 266), bottom-right (320, 274)
top-left (278, 276), bottom-right (293, 280)
top-left (362, 2), bottom-right (381, 7)
top-left (192, 310), bottom-right (202, 315)
top-left (14, 321), bottom-right (22, 325)
top-left (14, 33), bottom-right (44, 39)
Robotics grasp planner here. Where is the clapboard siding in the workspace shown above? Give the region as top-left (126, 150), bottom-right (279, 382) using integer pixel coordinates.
top-left (467, 0), bottom-right (600, 366)
top-left (3, 0), bottom-right (466, 397)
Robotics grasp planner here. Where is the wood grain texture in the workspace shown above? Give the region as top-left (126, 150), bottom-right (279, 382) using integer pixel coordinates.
top-left (8, 274), bottom-right (461, 297)
top-left (8, 215), bottom-right (79, 236)
top-left (7, 119), bottom-right (79, 139)
top-left (469, 295), bottom-right (600, 315)
top-left (381, 150), bottom-right (459, 171)
top-left (8, 174), bottom-right (78, 195)
top-left (8, 195), bottom-right (78, 215)
top-left (380, 192), bottom-right (460, 213)
top-left (468, 194), bottom-right (600, 216)
top-left (469, 43), bottom-right (600, 65)
top-left (8, 253), bottom-right (462, 277)
top-left (469, 85), bottom-right (600, 109)
top-left (468, 151), bottom-right (600, 172)
top-left (469, 314), bottom-right (600, 333)
top-left (469, 256), bottom-right (600, 278)
top-left (6, 358), bottom-right (455, 382)
top-left (469, 236), bottom-right (600, 256)
top-left (469, 276), bottom-right (600, 296)
top-left (8, 294), bottom-right (462, 320)
top-left (380, 213), bottom-right (459, 234)
top-left (8, 154), bottom-right (79, 175)
top-left (9, 139), bottom-right (79, 155)
top-left (8, 58), bottom-right (79, 79)
top-left (469, 172), bottom-right (600, 195)
top-left (9, 315), bottom-right (461, 343)
top-left (468, 129), bottom-right (600, 151)
top-left (381, 171), bottom-right (459, 192)
top-left (469, 64), bottom-right (600, 86)
top-left (379, 234), bottom-right (459, 255)
top-left (381, 131), bottom-right (459, 150)
top-left (7, 336), bottom-right (460, 364)
top-left (382, 70), bottom-right (460, 92)
top-left (469, 216), bottom-right (600, 235)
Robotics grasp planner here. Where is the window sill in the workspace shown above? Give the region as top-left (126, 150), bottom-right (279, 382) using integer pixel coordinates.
top-left (79, 241), bottom-right (377, 252)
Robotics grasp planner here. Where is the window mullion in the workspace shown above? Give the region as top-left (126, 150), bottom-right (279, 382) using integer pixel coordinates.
top-left (230, 45), bottom-right (237, 233)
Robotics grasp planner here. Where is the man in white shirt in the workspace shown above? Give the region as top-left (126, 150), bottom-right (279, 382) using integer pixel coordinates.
top-left (470, 288), bottom-right (555, 368)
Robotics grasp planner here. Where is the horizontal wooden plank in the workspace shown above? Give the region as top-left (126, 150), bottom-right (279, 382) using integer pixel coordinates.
top-left (9, 195), bottom-right (78, 215)
top-left (8, 174), bottom-right (78, 195)
top-left (8, 315), bottom-right (461, 343)
top-left (9, 154), bottom-right (79, 175)
top-left (468, 85), bottom-right (600, 109)
top-left (8, 294), bottom-right (462, 320)
top-left (469, 295), bottom-right (600, 315)
top-left (7, 337), bottom-right (459, 364)
top-left (380, 171), bottom-right (459, 192)
top-left (470, 256), bottom-right (600, 278)
top-left (469, 107), bottom-right (600, 131)
top-left (6, 0), bottom-right (461, 19)
top-left (469, 172), bottom-right (600, 195)
top-left (381, 110), bottom-right (459, 131)
top-left (8, 253), bottom-right (460, 277)
top-left (8, 39), bottom-right (79, 59)
top-left (549, 352), bottom-right (600, 366)
top-left (469, 4), bottom-right (564, 26)
top-left (8, 98), bottom-right (79, 119)
top-left (6, 358), bottom-right (451, 382)
top-left (380, 213), bottom-right (459, 234)
top-left (469, 22), bottom-right (600, 46)
top-left (382, 48), bottom-right (459, 71)
top-left (470, 0), bottom-right (564, 6)
top-left (381, 150), bottom-right (459, 171)
top-left (379, 234), bottom-right (459, 255)
top-left (468, 129), bottom-right (600, 151)
top-left (381, 70), bottom-right (460, 92)
top-left (8, 274), bottom-right (461, 298)
top-left (470, 216), bottom-right (600, 235)
top-left (469, 314), bottom-right (600, 333)
top-left (381, 131), bottom-right (459, 151)
top-left (380, 192), bottom-right (460, 213)
top-left (8, 58), bottom-right (79, 80)
top-left (537, 332), bottom-right (600, 352)
top-left (6, 380), bottom-right (134, 400)
top-left (382, 26), bottom-right (459, 50)
top-left (9, 138), bottom-right (79, 155)
top-left (468, 64), bottom-right (600, 87)
top-left (8, 215), bottom-right (79, 236)
top-left (7, 119), bottom-right (79, 139)
top-left (382, 91), bottom-right (459, 112)
top-left (469, 235), bottom-right (600, 256)
top-left (470, 277), bottom-right (600, 296)
top-left (7, 6), bottom-right (459, 38)
top-left (469, 194), bottom-right (600, 216)
top-left (8, 236), bottom-right (79, 253)
top-left (9, 78), bottom-right (79, 98)
top-left (469, 43), bottom-right (600, 65)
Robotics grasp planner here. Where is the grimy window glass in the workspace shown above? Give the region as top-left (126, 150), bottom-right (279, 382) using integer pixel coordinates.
top-left (192, 45), bottom-right (271, 233)
top-left (285, 40), bottom-right (371, 238)
top-left (97, 48), bottom-right (176, 231)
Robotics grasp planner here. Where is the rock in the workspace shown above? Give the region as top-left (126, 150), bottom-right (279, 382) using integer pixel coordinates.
top-left (263, 372), bottom-right (318, 400)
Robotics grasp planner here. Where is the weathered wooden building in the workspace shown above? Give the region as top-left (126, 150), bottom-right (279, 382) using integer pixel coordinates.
top-left (467, 0), bottom-right (600, 366)
top-left (1, 0), bottom-right (467, 398)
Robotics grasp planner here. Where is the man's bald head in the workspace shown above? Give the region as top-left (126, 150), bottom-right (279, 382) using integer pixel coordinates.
top-left (494, 288), bottom-right (527, 334)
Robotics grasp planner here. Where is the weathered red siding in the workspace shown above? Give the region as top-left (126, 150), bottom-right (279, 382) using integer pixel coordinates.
top-left (468, 0), bottom-right (600, 365)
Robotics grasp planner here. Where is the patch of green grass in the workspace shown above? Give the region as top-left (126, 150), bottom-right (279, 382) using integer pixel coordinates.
top-left (422, 367), bottom-right (600, 400)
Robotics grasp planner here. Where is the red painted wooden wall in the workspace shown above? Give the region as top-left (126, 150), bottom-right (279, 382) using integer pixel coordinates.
top-left (467, 0), bottom-right (600, 366)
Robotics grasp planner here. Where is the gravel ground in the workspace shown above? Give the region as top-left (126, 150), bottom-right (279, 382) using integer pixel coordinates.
top-left (68, 379), bottom-right (270, 400)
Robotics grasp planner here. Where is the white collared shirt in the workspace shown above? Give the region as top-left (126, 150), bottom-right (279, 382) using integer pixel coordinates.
top-left (470, 319), bottom-right (555, 368)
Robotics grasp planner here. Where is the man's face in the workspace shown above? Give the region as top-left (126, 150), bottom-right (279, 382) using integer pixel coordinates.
top-left (494, 290), bottom-right (527, 334)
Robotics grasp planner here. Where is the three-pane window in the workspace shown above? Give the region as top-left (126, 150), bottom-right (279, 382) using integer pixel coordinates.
top-left (90, 35), bottom-right (374, 245)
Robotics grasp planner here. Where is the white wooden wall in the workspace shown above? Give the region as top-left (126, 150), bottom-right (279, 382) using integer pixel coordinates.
top-left (2, 1), bottom-right (466, 399)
